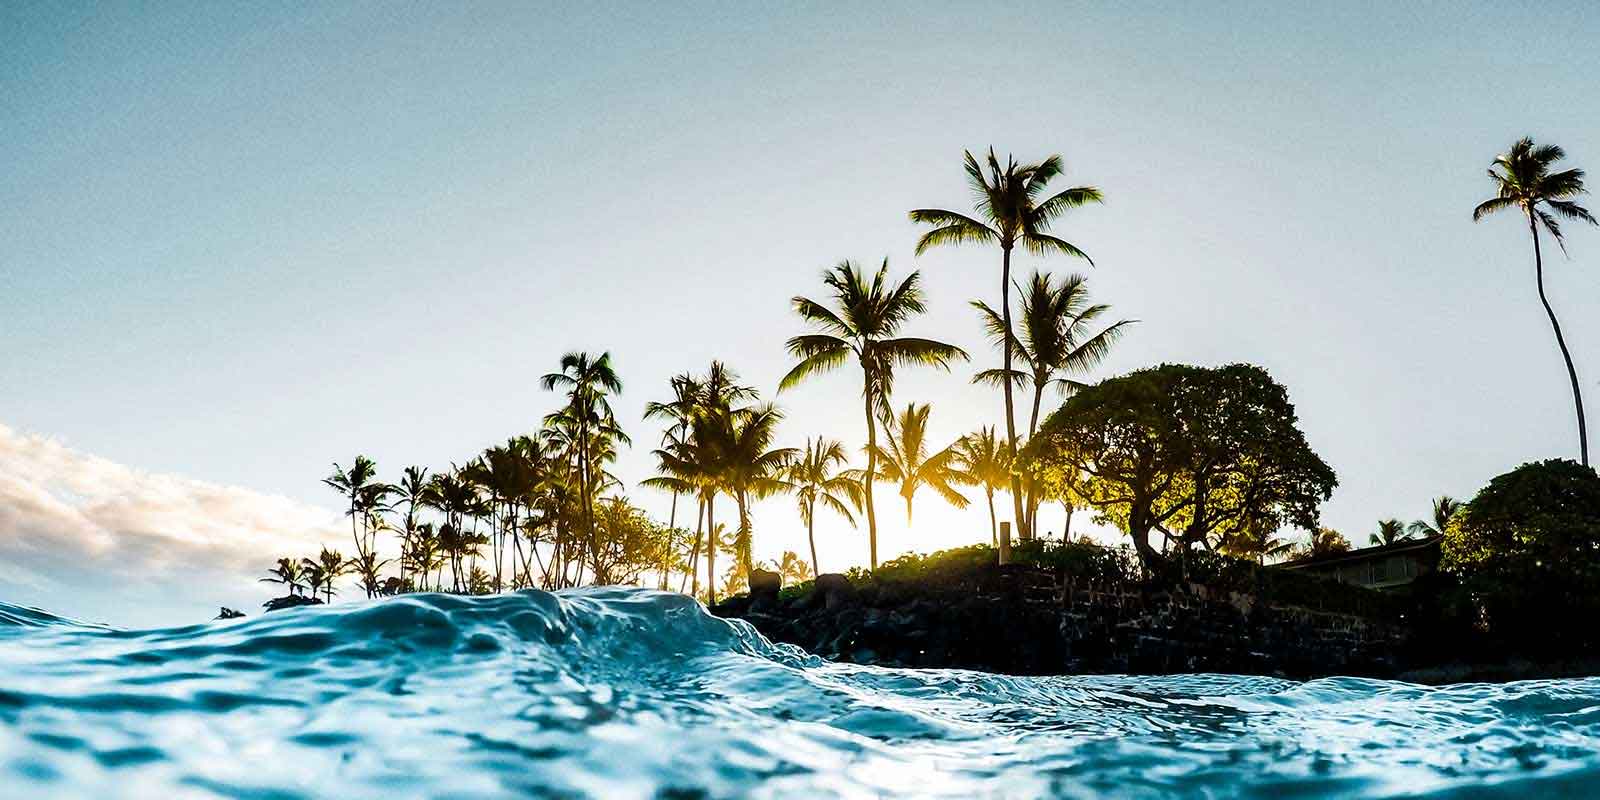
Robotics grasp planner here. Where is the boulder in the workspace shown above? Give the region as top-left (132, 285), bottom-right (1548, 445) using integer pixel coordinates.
top-left (749, 569), bottom-right (782, 597)
top-left (814, 573), bottom-right (853, 610)
top-left (215, 607), bottom-right (245, 620)
top-left (262, 594), bottom-right (325, 613)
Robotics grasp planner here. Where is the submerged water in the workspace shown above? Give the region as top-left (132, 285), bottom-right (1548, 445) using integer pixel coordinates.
top-left (2, 590), bottom-right (1599, 799)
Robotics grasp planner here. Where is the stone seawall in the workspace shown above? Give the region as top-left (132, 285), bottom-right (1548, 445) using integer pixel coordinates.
top-left (710, 564), bottom-right (1408, 678)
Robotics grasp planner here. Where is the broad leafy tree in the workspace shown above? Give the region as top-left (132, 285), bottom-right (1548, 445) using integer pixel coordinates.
top-left (1028, 363), bottom-right (1336, 572)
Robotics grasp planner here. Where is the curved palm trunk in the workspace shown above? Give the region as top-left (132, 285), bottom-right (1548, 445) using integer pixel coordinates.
top-left (862, 382), bottom-right (881, 570)
top-left (682, 495), bottom-right (706, 595)
top-left (1000, 245), bottom-right (1030, 540)
top-left (806, 499), bottom-right (820, 578)
top-left (1529, 213), bottom-right (1589, 467)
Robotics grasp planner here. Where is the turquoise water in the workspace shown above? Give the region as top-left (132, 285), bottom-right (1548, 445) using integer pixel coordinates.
top-left (2, 589), bottom-right (1598, 798)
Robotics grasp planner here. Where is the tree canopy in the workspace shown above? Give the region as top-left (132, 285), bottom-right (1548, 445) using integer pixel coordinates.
top-left (1026, 363), bottom-right (1336, 571)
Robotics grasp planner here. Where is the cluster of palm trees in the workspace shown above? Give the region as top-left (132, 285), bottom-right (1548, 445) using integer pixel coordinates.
top-left (256, 136), bottom-right (1590, 605)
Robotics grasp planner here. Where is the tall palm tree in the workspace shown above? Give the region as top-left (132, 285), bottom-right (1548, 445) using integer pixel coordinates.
top-left (1408, 496), bottom-right (1461, 539)
top-left (1370, 519), bottom-right (1409, 547)
top-left (391, 466), bottom-right (433, 590)
top-left (974, 271), bottom-right (1131, 535)
top-left (542, 351), bottom-right (629, 576)
top-left (1474, 137), bottom-right (1597, 466)
top-left (912, 149), bottom-right (1102, 538)
top-left (868, 402), bottom-right (970, 525)
top-left (787, 437), bottom-right (861, 577)
top-left (323, 456), bottom-right (386, 564)
top-left (718, 402), bottom-right (796, 576)
top-left (950, 426), bottom-right (1009, 545)
top-left (781, 260), bottom-right (968, 569)
top-left (644, 373), bottom-right (702, 546)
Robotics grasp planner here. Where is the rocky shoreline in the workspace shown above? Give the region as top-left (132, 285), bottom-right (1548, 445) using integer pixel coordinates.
top-left (709, 564), bottom-right (1584, 684)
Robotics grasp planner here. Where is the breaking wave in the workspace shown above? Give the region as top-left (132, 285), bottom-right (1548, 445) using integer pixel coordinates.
top-left (2, 588), bottom-right (1599, 798)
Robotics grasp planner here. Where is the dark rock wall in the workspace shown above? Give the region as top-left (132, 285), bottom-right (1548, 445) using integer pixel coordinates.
top-left (712, 565), bottom-right (1407, 678)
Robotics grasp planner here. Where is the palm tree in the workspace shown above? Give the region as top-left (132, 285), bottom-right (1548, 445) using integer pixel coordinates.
top-left (974, 271), bottom-right (1131, 535)
top-left (542, 351), bottom-right (628, 576)
top-left (1474, 138), bottom-right (1597, 466)
top-left (260, 557), bottom-right (305, 597)
top-left (323, 456), bottom-right (385, 564)
top-left (1370, 519), bottom-right (1409, 547)
top-left (950, 427), bottom-right (1009, 545)
top-left (777, 551), bottom-right (813, 585)
top-left (391, 466), bottom-right (433, 590)
top-left (868, 402), bottom-right (970, 526)
top-left (1408, 496), bottom-right (1461, 539)
top-left (300, 547), bottom-right (347, 603)
top-left (787, 437), bottom-right (861, 577)
top-left (718, 402), bottom-right (796, 577)
top-left (912, 149), bottom-right (1102, 538)
top-left (781, 260), bottom-right (968, 569)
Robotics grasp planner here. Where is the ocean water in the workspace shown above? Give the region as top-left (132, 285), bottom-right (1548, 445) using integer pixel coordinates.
top-left (2, 590), bottom-right (1598, 799)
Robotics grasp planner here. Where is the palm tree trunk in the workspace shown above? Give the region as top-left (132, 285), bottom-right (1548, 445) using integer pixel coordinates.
top-left (705, 494), bottom-right (718, 605)
top-left (862, 381), bottom-right (881, 570)
top-left (1000, 244), bottom-right (1029, 540)
top-left (1062, 501), bottom-right (1074, 539)
top-left (806, 499), bottom-right (820, 578)
top-left (1530, 213), bottom-right (1589, 467)
top-left (683, 495), bottom-right (705, 595)
top-left (985, 488), bottom-right (997, 546)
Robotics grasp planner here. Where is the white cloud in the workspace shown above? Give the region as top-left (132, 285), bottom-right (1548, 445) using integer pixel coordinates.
top-left (0, 423), bottom-right (346, 627)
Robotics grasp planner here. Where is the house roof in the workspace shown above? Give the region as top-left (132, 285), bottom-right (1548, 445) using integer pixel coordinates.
top-left (1278, 534), bottom-right (1442, 570)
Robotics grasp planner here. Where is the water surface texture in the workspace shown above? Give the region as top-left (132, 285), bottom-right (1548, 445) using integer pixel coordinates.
top-left (2, 588), bottom-right (1598, 798)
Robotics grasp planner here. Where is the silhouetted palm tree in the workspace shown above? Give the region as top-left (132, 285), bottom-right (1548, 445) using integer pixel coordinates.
top-left (391, 466), bottom-right (433, 590)
top-left (718, 403), bottom-right (796, 576)
top-left (1408, 496), bottom-right (1461, 538)
top-left (1474, 138), bottom-right (1597, 466)
top-left (974, 271), bottom-right (1131, 535)
top-left (323, 456), bottom-right (387, 565)
top-left (260, 557), bottom-right (305, 597)
top-left (542, 351), bottom-right (628, 576)
top-left (782, 260), bottom-right (967, 569)
top-left (951, 426), bottom-right (1009, 545)
top-left (300, 547), bottom-right (347, 603)
top-left (787, 437), bottom-right (861, 576)
top-left (912, 149), bottom-right (1102, 538)
top-left (868, 403), bottom-right (970, 526)
top-left (1370, 519), bottom-right (1409, 547)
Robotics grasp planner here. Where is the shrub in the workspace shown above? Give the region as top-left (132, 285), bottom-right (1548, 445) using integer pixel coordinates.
top-left (1442, 459), bottom-right (1600, 655)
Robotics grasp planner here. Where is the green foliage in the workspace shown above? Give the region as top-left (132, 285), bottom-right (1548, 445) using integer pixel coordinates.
top-left (1442, 459), bottom-right (1600, 654)
top-left (1028, 363), bottom-right (1337, 571)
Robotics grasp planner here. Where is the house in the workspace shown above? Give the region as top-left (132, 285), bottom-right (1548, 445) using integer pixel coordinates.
top-left (1279, 535), bottom-right (1442, 590)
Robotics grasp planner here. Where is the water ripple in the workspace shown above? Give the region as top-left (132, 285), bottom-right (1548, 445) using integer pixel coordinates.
top-left (2, 589), bottom-right (1598, 798)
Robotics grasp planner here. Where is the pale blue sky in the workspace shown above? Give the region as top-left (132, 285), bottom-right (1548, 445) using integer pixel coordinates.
top-left (3, 2), bottom-right (1600, 623)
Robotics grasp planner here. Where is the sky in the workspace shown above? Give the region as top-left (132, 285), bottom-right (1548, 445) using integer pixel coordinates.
top-left (3, 1), bottom-right (1599, 627)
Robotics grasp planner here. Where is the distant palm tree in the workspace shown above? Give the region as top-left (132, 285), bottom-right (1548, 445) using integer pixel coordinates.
top-left (300, 547), bottom-right (347, 603)
top-left (950, 426), bottom-right (1009, 545)
top-left (349, 551), bottom-right (391, 598)
top-left (1474, 137), bottom-right (1597, 466)
top-left (542, 351), bottom-right (628, 573)
top-left (782, 260), bottom-right (968, 569)
top-left (1370, 518), bottom-right (1409, 547)
top-left (392, 466), bottom-right (433, 590)
top-left (912, 148), bottom-right (1102, 538)
top-left (787, 437), bottom-right (861, 577)
top-left (718, 403), bottom-right (796, 576)
top-left (323, 456), bottom-right (386, 565)
top-left (777, 550), bottom-right (813, 585)
top-left (1302, 527), bottom-right (1352, 558)
top-left (1408, 496), bottom-right (1462, 539)
top-left (974, 271), bottom-right (1131, 536)
top-left (868, 403), bottom-right (970, 526)
top-left (260, 557), bottom-right (305, 597)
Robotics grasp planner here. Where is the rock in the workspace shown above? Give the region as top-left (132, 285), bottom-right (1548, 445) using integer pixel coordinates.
top-left (814, 573), bottom-right (853, 610)
top-left (262, 594), bottom-right (325, 613)
top-left (215, 607), bottom-right (245, 620)
top-left (749, 569), bottom-right (781, 597)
